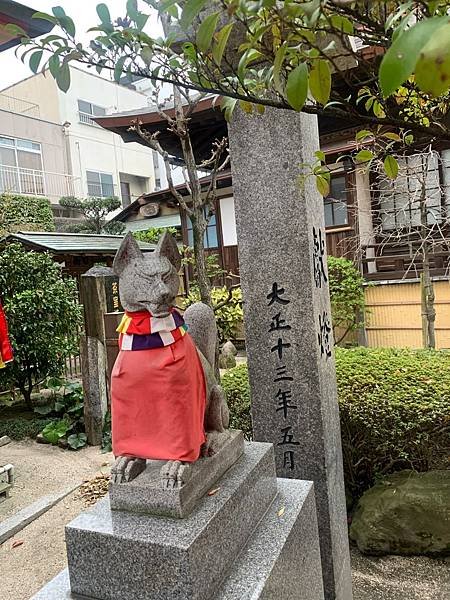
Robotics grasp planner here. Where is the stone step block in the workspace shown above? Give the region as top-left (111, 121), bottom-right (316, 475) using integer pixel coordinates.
top-left (66, 442), bottom-right (277, 600)
top-left (31, 477), bottom-right (324, 600)
top-left (215, 478), bottom-right (324, 600)
top-left (109, 430), bottom-right (245, 518)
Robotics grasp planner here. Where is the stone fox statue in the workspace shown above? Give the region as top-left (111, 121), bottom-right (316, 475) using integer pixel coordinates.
top-left (110, 232), bottom-right (229, 488)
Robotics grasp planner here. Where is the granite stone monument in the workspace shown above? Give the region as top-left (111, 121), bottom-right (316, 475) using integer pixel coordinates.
top-left (229, 107), bottom-right (353, 600)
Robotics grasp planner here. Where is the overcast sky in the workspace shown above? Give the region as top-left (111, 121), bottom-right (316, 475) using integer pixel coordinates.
top-left (0, 0), bottom-right (160, 89)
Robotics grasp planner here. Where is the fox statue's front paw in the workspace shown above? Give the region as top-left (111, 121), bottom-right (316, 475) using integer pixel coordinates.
top-left (160, 460), bottom-right (192, 489)
top-left (111, 456), bottom-right (146, 484)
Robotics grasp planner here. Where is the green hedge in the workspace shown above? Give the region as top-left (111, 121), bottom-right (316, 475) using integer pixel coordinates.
top-left (0, 193), bottom-right (55, 236)
top-left (221, 348), bottom-right (450, 499)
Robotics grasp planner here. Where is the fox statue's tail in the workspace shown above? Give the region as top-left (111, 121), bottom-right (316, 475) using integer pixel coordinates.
top-left (183, 302), bottom-right (217, 372)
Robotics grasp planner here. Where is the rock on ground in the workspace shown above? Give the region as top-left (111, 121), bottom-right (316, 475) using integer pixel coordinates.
top-left (350, 470), bottom-right (450, 556)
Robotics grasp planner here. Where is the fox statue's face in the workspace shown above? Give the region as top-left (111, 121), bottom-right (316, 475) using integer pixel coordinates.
top-left (113, 232), bottom-right (181, 317)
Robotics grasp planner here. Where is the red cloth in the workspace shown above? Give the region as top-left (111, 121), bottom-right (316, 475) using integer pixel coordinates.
top-left (0, 302), bottom-right (13, 367)
top-left (111, 333), bottom-right (206, 462)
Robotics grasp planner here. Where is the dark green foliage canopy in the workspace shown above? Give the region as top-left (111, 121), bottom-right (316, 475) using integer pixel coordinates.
top-left (0, 244), bottom-right (82, 406)
top-left (59, 196), bottom-right (125, 234)
top-left (0, 193), bottom-right (54, 236)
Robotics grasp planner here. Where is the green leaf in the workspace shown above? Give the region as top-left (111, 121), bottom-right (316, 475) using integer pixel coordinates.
top-left (96, 3), bottom-right (112, 27)
top-left (196, 11), bottom-right (219, 52)
top-left (32, 11), bottom-right (57, 24)
top-left (355, 149), bottom-right (374, 163)
top-left (42, 419), bottom-right (70, 445)
top-left (56, 63), bottom-right (70, 92)
top-left (238, 48), bottom-right (262, 80)
top-left (285, 63), bottom-right (308, 112)
top-left (180, 0), bottom-right (208, 30)
top-left (212, 22), bottom-right (233, 66)
top-left (316, 174), bottom-right (330, 197)
top-left (67, 432), bottom-right (87, 450)
top-left (379, 16), bottom-right (449, 98)
top-left (29, 50), bottom-right (43, 74)
top-left (315, 150), bottom-right (326, 161)
top-left (309, 59), bottom-right (331, 105)
top-left (415, 22), bottom-right (450, 97)
top-left (52, 6), bottom-right (76, 37)
top-left (384, 155), bottom-right (399, 180)
top-left (141, 46), bottom-right (153, 66)
top-left (221, 96), bottom-right (237, 121)
top-left (4, 23), bottom-right (27, 36)
top-left (355, 129), bottom-right (373, 142)
top-left (382, 132), bottom-right (402, 142)
top-left (330, 15), bottom-right (354, 35)
top-left (273, 43), bottom-right (287, 94)
top-left (114, 56), bottom-right (126, 82)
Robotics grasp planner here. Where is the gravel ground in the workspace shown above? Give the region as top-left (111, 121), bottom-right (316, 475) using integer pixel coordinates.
top-left (351, 546), bottom-right (450, 600)
top-left (0, 440), bottom-right (113, 521)
top-left (1, 440), bottom-right (449, 600)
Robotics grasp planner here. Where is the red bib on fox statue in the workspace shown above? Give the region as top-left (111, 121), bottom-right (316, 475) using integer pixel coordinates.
top-left (111, 308), bottom-right (206, 462)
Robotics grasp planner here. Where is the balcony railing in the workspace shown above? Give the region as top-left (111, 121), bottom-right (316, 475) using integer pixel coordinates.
top-left (0, 164), bottom-right (82, 200)
top-left (361, 241), bottom-right (450, 281)
top-left (79, 111), bottom-right (102, 127)
top-left (0, 94), bottom-right (40, 117)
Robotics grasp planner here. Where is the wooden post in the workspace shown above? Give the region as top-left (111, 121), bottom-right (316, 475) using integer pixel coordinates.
top-left (80, 266), bottom-right (120, 446)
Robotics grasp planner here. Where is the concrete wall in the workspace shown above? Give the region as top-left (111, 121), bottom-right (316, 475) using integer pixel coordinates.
top-left (365, 279), bottom-right (450, 349)
top-left (0, 109), bottom-right (74, 204)
top-left (1, 72), bottom-right (61, 122)
top-left (3, 67), bottom-right (156, 205)
top-left (58, 67), bottom-right (154, 202)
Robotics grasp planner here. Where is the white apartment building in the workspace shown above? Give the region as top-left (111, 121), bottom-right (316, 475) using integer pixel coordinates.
top-left (0, 66), bottom-right (156, 220)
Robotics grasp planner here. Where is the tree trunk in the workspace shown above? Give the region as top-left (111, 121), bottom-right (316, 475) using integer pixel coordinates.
top-left (421, 256), bottom-right (436, 349)
top-left (191, 213), bottom-right (212, 308)
top-left (419, 175), bottom-right (436, 349)
top-left (19, 376), bottom-right (33, 411)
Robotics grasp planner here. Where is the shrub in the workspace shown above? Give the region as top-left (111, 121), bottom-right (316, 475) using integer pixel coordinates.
top-left (328, 256), bottom-right (366, 345)
top-left (221, 348), bottom-right (450, 499)
top-left (221, 364), bottom-right (252, 438)
top-left (133, 226), bottom-right (179, 244)
top-left (35, 378), bottom-right (86, 450)
top-left (182, 286), bottom-right (243, 343)
top-left (0, 193), bottom-right (54, 235)
top-left (0, 244), bottom-right (82, 408)
top-left (336, 347), bottom-right (449, 497)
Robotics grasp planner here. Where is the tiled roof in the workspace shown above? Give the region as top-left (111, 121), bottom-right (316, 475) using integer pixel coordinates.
top-left (3, 231), bottom-right (155, 254)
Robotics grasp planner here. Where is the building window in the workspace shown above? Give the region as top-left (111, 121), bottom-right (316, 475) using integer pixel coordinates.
top-left (186, 210), bottom-right (218, 249)
top-left (324, 174), bottom-right (349, 228)
top-left (0, 135), bottom-right (44, 195)
top-left (378, 153), bottom-right (442, 231)
top-left (78, 99), bottom-right (106, 126)
top-left (86, 170), bottom-right (114, 197)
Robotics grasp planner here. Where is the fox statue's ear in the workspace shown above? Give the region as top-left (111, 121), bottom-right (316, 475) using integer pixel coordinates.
top-left (156, 231), bottom-right (181, 272)
top-left (113, 232), bottom-right (143, 276)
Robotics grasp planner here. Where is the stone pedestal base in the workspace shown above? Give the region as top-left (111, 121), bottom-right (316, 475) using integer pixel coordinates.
top-left (110, 430), bottom-right (245, 518)
top-left (32, 443), bottom-right (324, 600)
